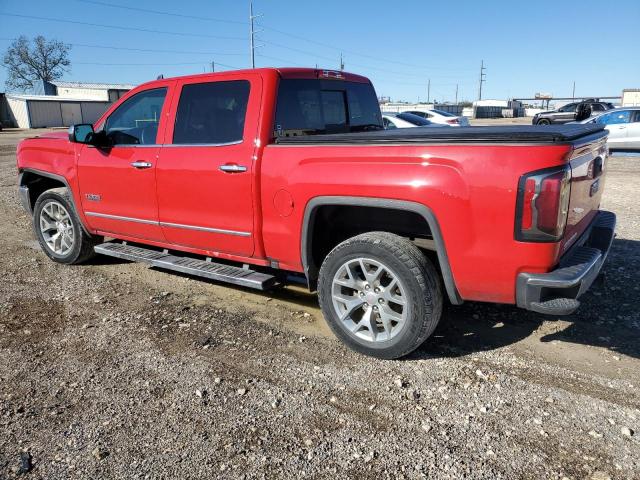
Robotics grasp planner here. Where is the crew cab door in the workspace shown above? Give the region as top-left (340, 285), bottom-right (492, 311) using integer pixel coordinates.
top-left (155, 74), bottom-right (260, 256)
top-left (77, 83), bottom-right (173, 241)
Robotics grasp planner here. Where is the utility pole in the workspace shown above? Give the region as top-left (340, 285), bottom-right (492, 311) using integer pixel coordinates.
top-left (340, 53), bottom-right (344, 71)
top-left (455, 84), bottom-right (459, 105)
top-left (427, 79), bottom-right (431, 104)
top-left (249, 1), bottom-right (256, 68)
top-left (478, 60), bottom-right (486, 100)
top-left (572, 81), bottom-right (576, 100)
top-left (211, 61), bottom-right (215, 73)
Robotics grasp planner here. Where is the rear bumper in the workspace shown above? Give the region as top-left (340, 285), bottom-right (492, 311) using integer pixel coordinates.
top-left (516, 210), bottom-right (616, 315)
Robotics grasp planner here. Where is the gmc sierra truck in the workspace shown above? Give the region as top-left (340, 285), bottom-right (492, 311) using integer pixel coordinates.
top-left (17, 68), bottom-right (616, 359)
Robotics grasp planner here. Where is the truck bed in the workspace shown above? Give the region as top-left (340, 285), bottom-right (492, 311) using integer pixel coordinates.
top-left (274, 124), bottom-right (606, 145)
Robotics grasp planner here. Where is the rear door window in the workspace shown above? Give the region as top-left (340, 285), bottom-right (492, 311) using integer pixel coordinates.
top-left (173, 80), bottom-right (250, 145)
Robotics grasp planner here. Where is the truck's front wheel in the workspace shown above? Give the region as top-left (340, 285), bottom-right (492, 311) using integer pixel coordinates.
top-left (33, 188), bottom-right (100, 265)
top-left (318, 232), bottom-right (443, 359)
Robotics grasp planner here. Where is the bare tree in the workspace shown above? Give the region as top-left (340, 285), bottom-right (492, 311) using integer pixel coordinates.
top-left (3, 36), bottom-right (71, 91)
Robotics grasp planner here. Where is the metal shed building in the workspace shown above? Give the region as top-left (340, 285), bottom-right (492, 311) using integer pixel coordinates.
top-left (5, 94), bottom-right (112, 129)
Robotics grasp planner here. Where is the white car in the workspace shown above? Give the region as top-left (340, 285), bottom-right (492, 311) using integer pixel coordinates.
top-left (403, 109), bottom-right (470, 127)
top-left (382, 112), bottom-right (448, 129)
top-left (578, 107), bottom-right (640, 150)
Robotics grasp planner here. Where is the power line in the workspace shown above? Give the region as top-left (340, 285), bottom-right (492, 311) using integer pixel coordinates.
top-left (0, 37), bottom-right (245, 57)
top-left (74, 0), bottom-right (246, 25)
top-left (71, 0), bottom-right (474, 73)
top-left (75, 61), bottom-right (241, 68)
top-left (260, 39), bottom-right (473, 80)
top-left (257, 22), bottom-right (474, 72)
top-left (0, 13), bottom-right (246, 40)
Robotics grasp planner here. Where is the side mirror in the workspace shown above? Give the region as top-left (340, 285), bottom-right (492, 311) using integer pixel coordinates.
top-left (68, 124), bottom-right (95, 144)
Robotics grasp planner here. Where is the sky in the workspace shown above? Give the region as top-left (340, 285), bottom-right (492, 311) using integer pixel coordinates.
top-left (0, 0), bottom-right (638, 103)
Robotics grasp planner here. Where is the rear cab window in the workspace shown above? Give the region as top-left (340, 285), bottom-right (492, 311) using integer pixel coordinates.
top-left (274, 78), bottom-right (382, 137)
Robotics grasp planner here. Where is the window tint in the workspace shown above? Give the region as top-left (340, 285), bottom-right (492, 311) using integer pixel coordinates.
top-left (397, 113), bottom-right (432, 126)
top-left (173, 80), bottom-right (250, 144)
top-left (104, 88), bottom-right (167, 145)
top-left (274, 79), bottom-right (382, 137)
top-left (407, 111), bottom-right (429, 118)
top-left (432, 109), bottom-right (456, 117)
top-left (346, 82), bottom-right (384, 130)
top-left (321, 90), bottom-right (347, 131)
top-left (597, 110), bottom-right (631, 125)
top-left (592, 104), bottom-right (605, 112)
top-left (559, 103), bottom-right (577, 113)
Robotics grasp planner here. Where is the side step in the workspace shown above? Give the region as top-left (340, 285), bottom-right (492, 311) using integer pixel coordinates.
top-left (94, 242), bottom-right (278, 290)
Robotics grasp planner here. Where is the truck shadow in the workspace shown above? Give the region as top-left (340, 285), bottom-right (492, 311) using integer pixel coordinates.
top-left (411, 238), bottom-right (640, 361)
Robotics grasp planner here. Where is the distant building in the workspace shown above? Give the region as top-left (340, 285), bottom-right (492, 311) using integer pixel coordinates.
top-left (2, 79), bottom-right (135, 129)
top-left (622, 89), bottom-right (640, 107)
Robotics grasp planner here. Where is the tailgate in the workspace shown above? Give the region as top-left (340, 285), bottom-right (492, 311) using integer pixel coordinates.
top-left (560, 137), bottom-right (609, 254)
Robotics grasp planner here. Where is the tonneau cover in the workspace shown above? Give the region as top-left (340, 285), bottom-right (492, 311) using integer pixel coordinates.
top-left (274, 124), bottom-right (607, 145)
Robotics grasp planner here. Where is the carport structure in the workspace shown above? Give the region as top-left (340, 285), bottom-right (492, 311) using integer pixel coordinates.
top-left (4, 94), bottom-right (111, 129)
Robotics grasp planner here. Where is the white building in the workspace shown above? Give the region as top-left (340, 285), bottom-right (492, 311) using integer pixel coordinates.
top-left (622, 89), bottom-right (640, 107)
top-left (47, 81), bottom-right (134, 102)
top-left (2, 80), bottom-right (134, 129)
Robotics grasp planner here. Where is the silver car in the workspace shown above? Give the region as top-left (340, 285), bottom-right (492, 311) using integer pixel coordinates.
top-left (578, 107), bottom-right (640, 150)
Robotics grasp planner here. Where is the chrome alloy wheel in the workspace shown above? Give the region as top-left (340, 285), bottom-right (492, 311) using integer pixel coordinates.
top-left (331, 258), bottom-right (407, 342)
top-left (39, 200), bottom-right (75, 256)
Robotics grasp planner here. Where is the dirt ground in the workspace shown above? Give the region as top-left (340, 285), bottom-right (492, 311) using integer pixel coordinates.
top-left (1, 128), bottom-right (638, 479)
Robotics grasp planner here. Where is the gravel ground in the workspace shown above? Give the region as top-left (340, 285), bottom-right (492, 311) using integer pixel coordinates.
top-left (1, 129), bottom-right (639, 479)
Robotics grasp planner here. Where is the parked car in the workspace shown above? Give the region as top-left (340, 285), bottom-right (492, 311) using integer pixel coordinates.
top-left (382, 112), bottom-right (447, 129)
top-left (532, 99), bottom-right (615, 125)
top-left (403, 109), bottom-right (470, 126)
top-left (576, 107), bottom-right (640, 150)
top-left (17, 68), bottom-right (615, 359)
top-left (382, 113), bottom-right (419, 129)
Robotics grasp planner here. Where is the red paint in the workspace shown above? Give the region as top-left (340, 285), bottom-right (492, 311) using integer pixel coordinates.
top-left (16, 68), bottom-right (608, 306)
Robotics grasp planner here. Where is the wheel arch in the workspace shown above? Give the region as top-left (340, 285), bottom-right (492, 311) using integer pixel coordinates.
top-left (301, 196), bottom-right (462, 305)
top-left (19, 168), bottom-right (91, 235)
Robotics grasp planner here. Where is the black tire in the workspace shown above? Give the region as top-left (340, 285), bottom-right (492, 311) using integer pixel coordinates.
top-left (536, 118), bottom-right (551, 125)
top-left (32, 188), bottom-right (101, 264)
top-left (318, 232), bottom-right (443, 359)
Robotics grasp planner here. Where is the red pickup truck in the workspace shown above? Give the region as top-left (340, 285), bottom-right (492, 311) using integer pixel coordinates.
top-left (17, 68), bottom-right (615, 359)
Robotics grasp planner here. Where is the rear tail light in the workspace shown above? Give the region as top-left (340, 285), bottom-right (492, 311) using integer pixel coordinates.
top-left (446, 118), bottom-right (460, 125)
top-left (515, 165), bottom-right (572, 242)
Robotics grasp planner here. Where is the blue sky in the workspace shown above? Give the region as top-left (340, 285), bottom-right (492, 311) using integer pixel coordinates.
top-left (1, 0), bottom-right (638, 102)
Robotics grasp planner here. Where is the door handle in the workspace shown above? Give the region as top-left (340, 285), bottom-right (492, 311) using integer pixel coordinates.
top-left (131, 161), bottom-right (153, 169)
top-left (219, 164), bottom-right (247, 173)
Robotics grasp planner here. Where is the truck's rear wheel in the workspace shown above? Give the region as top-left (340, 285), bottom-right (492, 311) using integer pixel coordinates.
top-left (33, 188), bottom-right (100, 265)
top-left (318, 232), bottom-right (443, 359)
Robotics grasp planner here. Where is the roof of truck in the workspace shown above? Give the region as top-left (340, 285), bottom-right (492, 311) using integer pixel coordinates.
top-left (137, 68), bottom-right (370, 90)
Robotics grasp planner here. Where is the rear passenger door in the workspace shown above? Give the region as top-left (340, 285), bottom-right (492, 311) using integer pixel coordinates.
top-left (155, 74), bottom-right (260, 256)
